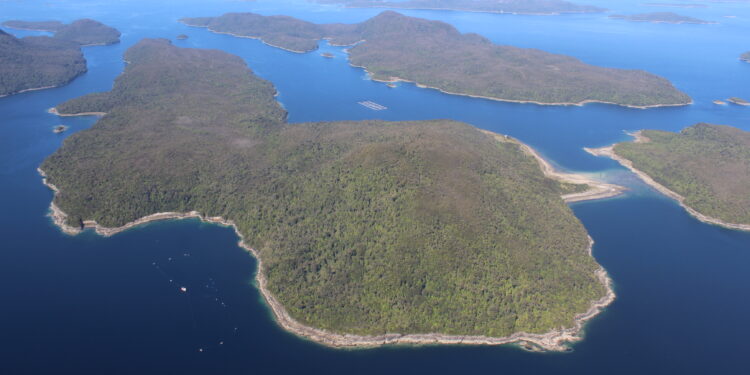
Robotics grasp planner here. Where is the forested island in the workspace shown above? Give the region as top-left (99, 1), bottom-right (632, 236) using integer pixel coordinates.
top-left (42, 39), bottom-right (618, 350)
top-left (0, 29), bottom-right (86, 97)
top-left (181, 11), bottom-right (691, 108)
top-left (2, 19), bottom-right (121, 45)
top-left (587, 124), bottom-right (750, 230)
top-left (0, 19), bottom-right (120, 97)
top-left (609, 12), bottom-right (713, 24)
top-left (316, 0), bottom-right (605, 15)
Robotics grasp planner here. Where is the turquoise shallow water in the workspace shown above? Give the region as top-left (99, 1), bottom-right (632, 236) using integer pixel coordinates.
top-left (1, 0), bottom-right (750, 373)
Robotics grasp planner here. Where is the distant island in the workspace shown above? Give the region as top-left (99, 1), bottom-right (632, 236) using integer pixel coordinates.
top-left (316, 0), bottom-right (606, 15)
top-left (0, 19), bottom-right (120, 97)
top-left (180, 11), bottom-right (691, 108)
top-left (2, 19), bottom-right (121, 45)
top-left (0, 29), bottom-right (86, 97)
top-left (741, 51), bottom-right (750, 62)
top-left (728, 97), bottom-right (749, 106)
top-left (42, 38), bottom-right (620, 350)
top-left (609, 12), bottom-right (713, 24)
top-left (1, 20), bottom-right (65, 32)
top-left (587, 124), bottom-right (750, 230)
top-left (643, 3), bottom-right (709, 8)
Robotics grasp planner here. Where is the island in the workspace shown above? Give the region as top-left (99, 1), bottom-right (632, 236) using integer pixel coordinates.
top-left (608, 12), bottom-right (713, 24)
top-left (742, 52), bottom-right (750, 62)
top-left (53, 125), bottom-right (69, 133)
top-left (0, 29), bottom-right (86, 97)
top-left (180, 11), bottom-right (691, 108)
top-left (42, 39), bottom-right (621, 350)
top-left (315, 0), bottom-right (606, 15)
top-left (713, 99), bottom-right (727, 105)
top-left (643, 3), bottom-right (709, 8)
top-left (586, 124), bottom-right (750, 230)
top-left (176, 34), bottom-right (189, 40)
top-left (2, 19), bottom-right (121, 45)
top-left (0, 20), bottom-right (120, 97)
top-left (0, 20), bottom-right (65, 32)
top-left (320, 52), bottom-right (334, 58)
top-left (728, 97), bottom-right (749, 106)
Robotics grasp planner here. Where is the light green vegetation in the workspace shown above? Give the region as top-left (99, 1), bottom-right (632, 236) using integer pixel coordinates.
top-left (615, 124), bottom-right (750, 225)
top-left (181, 11), bottom-right (691, 108)
top-left (43, 39), bottom-right (607, 337)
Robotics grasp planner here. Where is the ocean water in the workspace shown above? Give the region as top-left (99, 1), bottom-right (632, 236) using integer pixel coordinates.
top-left (1, 0), bottom-right (750, 373)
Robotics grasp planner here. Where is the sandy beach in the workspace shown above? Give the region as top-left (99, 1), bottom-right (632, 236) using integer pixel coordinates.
top-left (585, 131), bottom-right (750, 232)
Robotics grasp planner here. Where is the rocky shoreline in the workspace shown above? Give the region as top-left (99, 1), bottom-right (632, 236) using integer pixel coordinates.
top-left (585, 131), bottom-right (750, 232)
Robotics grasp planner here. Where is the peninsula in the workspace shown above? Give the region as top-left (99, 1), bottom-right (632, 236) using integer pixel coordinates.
top-left (180, 11), bottom-right (691, 108)
top-left (316, 0), bottom-right (606, 15)
top-left (42, 39), bottom-right (619, 350)
top-left (0, 29), bottom-right (85, 97)
top-left (587, 124), bottom-right (750, 230)
top-left (2, 19), bottom-right (121, 45)
top-left (608, 12), bottom-right (713, 24)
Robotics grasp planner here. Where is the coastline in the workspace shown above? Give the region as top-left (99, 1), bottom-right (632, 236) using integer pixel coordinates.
top-left (350, 63), bottom-right (692, 110)
top-left (38, 131), bottom-right (618, 352)
top-left (0, 85), bottom-right (61, 99)
top-left (585, 131), bottom-right (750, 232)
top-left (48, 107), bottom-right (107, 117)
top-left (180, 22), bottom-right (312, 54)
top-left (480, 130), bottom-right (626, 203)
top-left (178, 22), bottom-right (689, 110)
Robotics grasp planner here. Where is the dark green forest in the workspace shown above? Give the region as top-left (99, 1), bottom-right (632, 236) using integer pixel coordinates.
top-left (43, 39), bottom-right (607, 337)
top-left (0, 29), bottom-right (86, 96)
top-left (0, 19), bottom-right (119, 96)
top-left (615, 124), bottom-right (750, 225)
top-left (181, 11), bottom-right (691, 107)
top-left (2, 18), bottom-right (120, 45)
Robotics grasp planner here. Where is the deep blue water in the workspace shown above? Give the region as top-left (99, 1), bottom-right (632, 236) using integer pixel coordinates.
top-left (1, 0), bottom-right (750, 373)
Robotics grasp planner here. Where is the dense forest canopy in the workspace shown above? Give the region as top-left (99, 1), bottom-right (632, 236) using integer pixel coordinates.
top-left (0, 19), bottom-right (119, 96)
top-left (181, 11), bottom-right (691, 108)
top-left (0, 29), bottom-right (86, 96)
top-left (614, 124), bottom-right (750, 225)
top-left (3, 18), bottom-right (121, 45)
top-left (43, 39), bottom-right (607, 338)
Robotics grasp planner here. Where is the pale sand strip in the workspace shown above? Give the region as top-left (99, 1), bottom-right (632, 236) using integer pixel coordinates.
top-left (48, 107), bottom-right (107, 117)
top-left (0, 85), bottom-right (59, 99)
top-left (357, 65), bottom-right (692, 109)
top-left (481, 130), bottom-right (626, 203)
top-left (585, 131), bottom-right (750, 231)
top-left (38, 123), bottom-right (619, 352)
